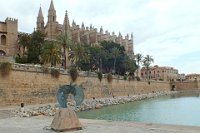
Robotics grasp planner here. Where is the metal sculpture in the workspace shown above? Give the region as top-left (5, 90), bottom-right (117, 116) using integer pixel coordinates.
top-left (57, 83), bottom-right (84, 108)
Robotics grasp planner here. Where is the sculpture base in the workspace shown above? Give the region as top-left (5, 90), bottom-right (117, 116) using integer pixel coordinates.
top-left (51, 108), bottom-right (82, 131)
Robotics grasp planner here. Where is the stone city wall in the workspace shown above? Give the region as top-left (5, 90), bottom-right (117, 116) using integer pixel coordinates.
top-left (0, 66), bottom-right (171, 106)
top-left (174, 81), bottom-right (199, 91)
top-left (0, 56), bottom-right (14, 63)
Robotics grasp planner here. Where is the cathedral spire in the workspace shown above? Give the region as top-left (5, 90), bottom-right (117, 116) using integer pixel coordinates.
top-left (72, 20), bottom-right (76, 27)
top-left (48, 0), bottom-right (56, 22)
top-left (118, 32), bottom-right (122, 37)
top-left (131, 33), bottom-right (133, 40)
top-left (126, 33), bottom-right (129, 40)
top-left (63, 10), bottom-right (70, 33)
top-left (100, 26), bottom-right (103, 34)
top-left (37, 5), bottom-right (44, 31)
top-left (81, 22), bottom-right (85, 30)
top-left (49, 0), bottom-right (55, 11)
top-left (90, 24), bottom-right (92, 30)
top-left (38, 6), bottom-right (44, 18)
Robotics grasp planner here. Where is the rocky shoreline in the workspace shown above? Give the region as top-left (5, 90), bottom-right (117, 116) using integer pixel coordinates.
top-left (12, 91), bottom-right (178, 117)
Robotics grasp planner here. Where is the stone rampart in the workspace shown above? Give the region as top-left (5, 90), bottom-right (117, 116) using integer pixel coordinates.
top-left (174, 81), bottom-right (199, 91)
top-left (0, 56), bottom-right (14, 63)
top-left (0, 63), bottom-right (197, 106)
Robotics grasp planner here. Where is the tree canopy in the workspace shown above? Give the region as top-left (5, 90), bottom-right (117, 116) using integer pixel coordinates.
top-left (41, 40), bottom-right (62, 67)
top-left (78, 41), bottom-right (137, 76)
top-left (16, 33), bottom-right (137, 76)
top-left (27, 31), bottom-right (46, 64)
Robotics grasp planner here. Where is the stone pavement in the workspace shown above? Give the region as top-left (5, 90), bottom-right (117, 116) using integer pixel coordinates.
top-left (0, 109), bottom-right (15, 119)
top-left (0, 115), bottom-right (200, 133)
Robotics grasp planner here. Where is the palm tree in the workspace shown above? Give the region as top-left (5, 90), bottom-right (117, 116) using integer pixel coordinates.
top-left (41, 41), bottom-right (62, 67)
top-left (57, 32), bottom-right (72, 69)
top-left (69, 43), bottom-right (87, 69)
top-left (135, 53), bottom-right (143, 68)
top-left (68, 49), bottom-right (75, 66)
top-left (111, 47), bottom-right (120, 74)
top-left (143, 55), bottom-right (154, 81)
top-left (123, 55), bottom-right (131, 72)
top-left (135, 53), bottom-right (143, 77)
top-left (83, 50), bottom-right (90, 65)
top-left (18, 32), bottom-right (31, 56)
top-left (95, 45), bottom-right (105, 72)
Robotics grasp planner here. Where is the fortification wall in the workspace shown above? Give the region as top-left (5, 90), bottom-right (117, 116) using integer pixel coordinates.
top-left (0, 56), bottom-right (14, 63)
top-left (0, 68), bottom-right (170, 106)
top-left (175, 81), bottom-right (199, 91)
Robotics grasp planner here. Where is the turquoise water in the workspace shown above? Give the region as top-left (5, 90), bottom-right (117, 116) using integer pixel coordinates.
top-left (77, 92), bottom-right (200, 126)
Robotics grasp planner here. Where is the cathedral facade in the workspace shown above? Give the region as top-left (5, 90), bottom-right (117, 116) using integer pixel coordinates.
top-left (37, 0), bottom-right (134, 55)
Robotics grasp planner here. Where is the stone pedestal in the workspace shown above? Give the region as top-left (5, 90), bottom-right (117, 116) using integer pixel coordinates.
top-left (51, 108), bottom-right (82, 131)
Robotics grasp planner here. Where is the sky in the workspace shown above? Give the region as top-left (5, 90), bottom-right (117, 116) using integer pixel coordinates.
top-left (0, 0), bottom-right (200, 74)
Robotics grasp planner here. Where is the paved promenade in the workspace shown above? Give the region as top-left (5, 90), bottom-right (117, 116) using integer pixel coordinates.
top-left (0, 110), bottom-right (14, 119)
top-left (0, 115), bottom-right (200, 133)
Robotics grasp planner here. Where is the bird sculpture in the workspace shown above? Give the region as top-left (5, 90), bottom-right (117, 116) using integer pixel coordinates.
top-left (57, 83), bottom-right (84, 108)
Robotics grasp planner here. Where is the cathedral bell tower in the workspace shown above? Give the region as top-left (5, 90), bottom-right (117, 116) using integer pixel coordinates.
top-left (63, 10), bottom-right (70, 33)
top-left (46, 0), bottom-right (57, 39)
top-left (48, 0), bottom-right (56, 23)
top-left (36, 6), bottom-right (44, 31)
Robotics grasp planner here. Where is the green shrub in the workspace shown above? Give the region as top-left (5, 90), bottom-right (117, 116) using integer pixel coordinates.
top-left (107, 73), bottom-right (113, 83)
top-left (0, 62), bottom-right (12, 77)
top-left (50, 69), bottom-right (60, 78)
top-left (15, 55), bottom-right (28, 64)
top-left (69, 67), bottom-right (78, 82)
top-left (97, 72), bottom-right (103, 82)
top-left (123, 75), bottom-right (127, 80)
top-left (135, 76), bottom-right (141, 81)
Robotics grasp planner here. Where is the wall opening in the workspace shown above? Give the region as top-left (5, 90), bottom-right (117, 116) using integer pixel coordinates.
top-left (1, 35), bottom-right (6, 45)
top-left (171, 85), bottom-right (176, 91)
top-left (0, 50), bottom-right (6, 56)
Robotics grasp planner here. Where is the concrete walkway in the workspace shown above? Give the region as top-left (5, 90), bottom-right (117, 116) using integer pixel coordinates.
top-left (0, 115), bottom-right (200, 133)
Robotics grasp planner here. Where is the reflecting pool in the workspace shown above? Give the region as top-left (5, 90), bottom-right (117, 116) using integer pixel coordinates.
top-left (77, 92), bottom-right (200, 126)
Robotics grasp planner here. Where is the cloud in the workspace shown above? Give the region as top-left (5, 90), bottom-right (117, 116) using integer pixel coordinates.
top-left (0, 0), bottom-right (200, 74)
top-left (135, 23), bottom-right (200, 74)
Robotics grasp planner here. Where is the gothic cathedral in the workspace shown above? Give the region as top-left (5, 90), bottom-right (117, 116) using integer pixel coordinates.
top-left (37, 0), bottom-right (134, 55)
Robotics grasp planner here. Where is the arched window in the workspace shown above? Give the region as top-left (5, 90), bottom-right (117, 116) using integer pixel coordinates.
top-left (0, 50), bottom-right (6, 56)
top-left (1, 35), bottom-right (6, 45)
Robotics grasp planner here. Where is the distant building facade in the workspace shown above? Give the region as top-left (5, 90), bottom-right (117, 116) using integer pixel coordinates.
top-left (177, 73), bottom-right (186, 82)
top-left (0, 17), bottom-right (18, 58)
top-left (36, 0), bottom-right (134, 55)
top-left (185, 74), bottom-right (200, 81)
top-left (140, 65), bottom-right (179, 81)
